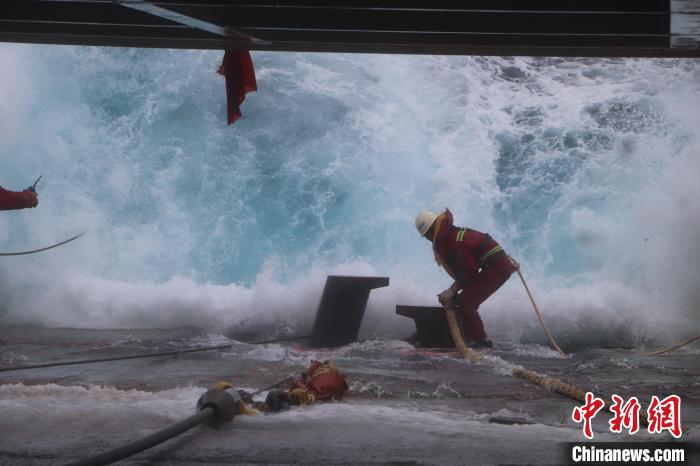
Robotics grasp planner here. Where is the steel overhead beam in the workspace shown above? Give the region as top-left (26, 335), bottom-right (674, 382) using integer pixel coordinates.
top-left (2, 0), bottom-right (698, 57)
top-left (116, 0), bottom-right (266, 43)
top-left (119, 1), bottom-right (230, 36)
top-left (37, 0), bottom-right (267, 44)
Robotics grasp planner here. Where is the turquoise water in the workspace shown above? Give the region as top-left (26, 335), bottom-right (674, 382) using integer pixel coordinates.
top-left (0, 45), bottom-right (698, 339)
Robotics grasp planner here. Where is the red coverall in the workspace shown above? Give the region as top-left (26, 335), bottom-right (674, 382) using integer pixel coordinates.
top-left (432, 209), bottom-right (516, 342)
top-left (0, 186), bottom-right (38, 211)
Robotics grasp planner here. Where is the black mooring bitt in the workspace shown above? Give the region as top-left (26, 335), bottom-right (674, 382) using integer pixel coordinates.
top-left (396, 305), bottom-right (453, 348)
top-left (309, 275), bottom-right (389, 347)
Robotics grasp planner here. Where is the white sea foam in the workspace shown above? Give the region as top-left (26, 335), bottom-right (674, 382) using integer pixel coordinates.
top-left (0, 45), bottom-right (697, 347)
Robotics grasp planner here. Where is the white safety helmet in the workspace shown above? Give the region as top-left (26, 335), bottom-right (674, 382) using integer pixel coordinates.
top-left (415, 210), bottom-right (438, 237)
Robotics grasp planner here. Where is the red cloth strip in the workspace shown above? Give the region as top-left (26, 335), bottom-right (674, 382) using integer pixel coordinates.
top-left (218, 50), bottom-right (257, 125)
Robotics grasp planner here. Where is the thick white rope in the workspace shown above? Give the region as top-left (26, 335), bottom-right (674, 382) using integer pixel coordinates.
top-left (641, 334), bottom-right (700, 356)
top-left (513, 263), bottom-right (568, 357)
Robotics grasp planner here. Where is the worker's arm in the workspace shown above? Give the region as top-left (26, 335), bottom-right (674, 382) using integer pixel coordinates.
top-left (0, 186), bottom-right (38, 211)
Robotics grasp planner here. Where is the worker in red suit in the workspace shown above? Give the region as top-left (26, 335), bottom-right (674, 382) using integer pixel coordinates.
top-left (0, 183), bottom-right (38, 211)
top-left (415, 208), bottom-right (517, 348)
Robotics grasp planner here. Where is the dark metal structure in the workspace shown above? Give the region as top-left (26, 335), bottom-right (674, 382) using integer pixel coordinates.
top-left (1, 1), bottom-right (699, 57)
top-left (396, 305), bottom-right (453, 348)
top-left (309, 275), bottom-right (389, 347)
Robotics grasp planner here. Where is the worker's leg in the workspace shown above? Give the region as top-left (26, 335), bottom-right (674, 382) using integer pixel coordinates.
top-left (457, 292), bottom-right (487, 341)
top-left (458, 253), bottom-right (516, 341)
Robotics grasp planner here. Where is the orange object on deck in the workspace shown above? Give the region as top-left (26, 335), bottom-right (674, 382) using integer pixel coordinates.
top-left (290, 360), bottom-right (348, 403)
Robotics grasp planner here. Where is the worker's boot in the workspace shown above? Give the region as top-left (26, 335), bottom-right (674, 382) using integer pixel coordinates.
top-left (469, 339), bottom-right (493, 348)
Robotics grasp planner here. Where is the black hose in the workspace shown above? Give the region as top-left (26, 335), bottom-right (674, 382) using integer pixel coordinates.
top-left (64, 407), bottom-right (215, 466)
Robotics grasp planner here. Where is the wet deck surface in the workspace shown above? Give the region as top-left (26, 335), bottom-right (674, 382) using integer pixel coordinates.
top-left (1, 326), bottom-right (698, 465)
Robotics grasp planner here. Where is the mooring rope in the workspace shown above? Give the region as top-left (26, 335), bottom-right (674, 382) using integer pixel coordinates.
top-left (444, 300), bottom-right (649, 426)
top-left (444, 304), bottom-right (481, 364)
top-left (641, 334), bottom-right (700, 356)
top-left (445, 301), bottom-right (583, 401)
top-left (514, 266), bottom-right (568, 358)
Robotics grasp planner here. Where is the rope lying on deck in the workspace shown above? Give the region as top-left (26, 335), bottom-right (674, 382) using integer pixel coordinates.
top-left (445, 301), bottom-right (584, 402)
top-left (641, 334), bottom-right (700, 356)
top-left (444, 300), bottom-right (648, 426)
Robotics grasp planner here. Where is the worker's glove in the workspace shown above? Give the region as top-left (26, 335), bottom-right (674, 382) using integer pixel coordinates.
top-left (437, 287), bottom-right (456, 305)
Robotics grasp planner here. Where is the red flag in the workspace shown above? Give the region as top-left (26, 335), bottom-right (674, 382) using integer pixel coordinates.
top-left (218, 50), bottom-right (257, 125)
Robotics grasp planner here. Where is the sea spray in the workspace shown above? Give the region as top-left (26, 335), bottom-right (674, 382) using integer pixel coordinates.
top-left (0, 45), bottom-right (697, 345)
